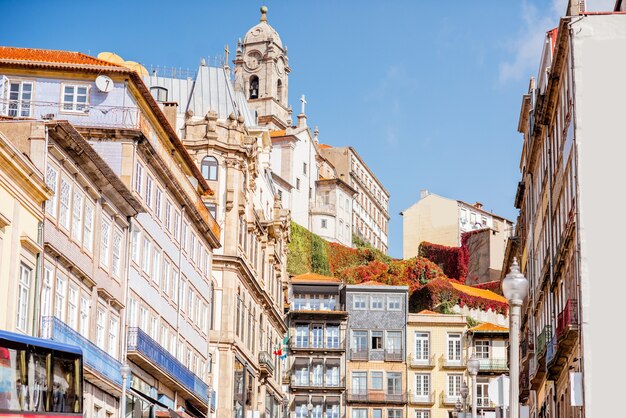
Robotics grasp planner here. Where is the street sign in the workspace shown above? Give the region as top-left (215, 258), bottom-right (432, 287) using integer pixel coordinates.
top-left (488, 374), bottom-right (510, 407)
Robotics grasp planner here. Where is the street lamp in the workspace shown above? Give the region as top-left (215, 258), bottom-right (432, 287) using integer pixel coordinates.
top-left (119, 363), bottom-right (132, 418)
top-left (467, 354), bottom-right (480, 418)
top-left (460, 381), bottom-right (469, 417)
top-left (502, 258), bottom-right (529, 418)
top-left (206, 385), bottom-right (213, 417)
top-left (454, 398), bottom-right (462, 418)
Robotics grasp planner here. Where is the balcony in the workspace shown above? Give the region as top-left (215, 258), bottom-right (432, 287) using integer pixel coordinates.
top-left (537, 325), bottom-right (552, 356)
top-left (440, 392), bottom-right (462, 406)
top-left (346, 391), bottom-right (407, 404)
top-left (42, 316), bottom-right (123, 392)
top-left (521, 331), bottom-right (535, 359)
top-left (530, 325), bottom-right (552, 389)
top-left (477, 398), bottom-right (496, 409)
top-left (290, 301), bottom-right (347, 319)
top-left (409, 354), bottom-right (435, 368)
top-left (556, 299), bottom-right (579, 347)
top-left (408, 391), bottom-right (435, 405)
top-left (290, 340), bottom-right (345, 353)
top-left (384, 349), bottom-right (403, 362)
top-left (311, 203), bottom-right (337, 216)
top-left (520, 361), bottom-right (530, 402)
top-left (1, 98), bottom-right (140, 130)
top-left (350, 349), bottom-right (369, 361)
top-left (290, 376), bottom-right (346, 391)
top-left (127, 328), bottom-right (208, 409)
top-left (259, 351), bottom-right (274, 377)
top-left (478, 358), bottom-right (508, 372)
top-left (441, 355), bottom-right (466, 369)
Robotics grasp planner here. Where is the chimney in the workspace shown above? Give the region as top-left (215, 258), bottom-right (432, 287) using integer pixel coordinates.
top-left (474, 202), bottom-right (483, 210)
top-left (420, 189), bottom-right (429, 199)
top-left (162, 102), bottom-right (179, 130)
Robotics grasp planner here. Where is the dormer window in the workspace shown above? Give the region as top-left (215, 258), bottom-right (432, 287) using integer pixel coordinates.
top-left (150, 86), bottom-right (168, 102)
top-left (249, 76), bottom-right (259, 99)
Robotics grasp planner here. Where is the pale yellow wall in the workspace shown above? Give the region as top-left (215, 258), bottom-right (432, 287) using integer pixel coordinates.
top-left (406, 313), bottom-right (468, 418)
top-left (402, 194), bottom-right (460, 259)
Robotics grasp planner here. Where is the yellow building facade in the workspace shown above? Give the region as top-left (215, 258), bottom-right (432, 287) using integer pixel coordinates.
top-left (0, 129), bottom-right (51, 334)
top-left (406, 311), bottom-right (468, 418)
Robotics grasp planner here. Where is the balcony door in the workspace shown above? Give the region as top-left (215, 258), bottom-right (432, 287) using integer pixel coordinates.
top-left (351, 371), bottom-right (367, 394)
top-left (415, 373), bottom-right (430, 397)
top-left (326, 325), bottom-right (339, 348)
top-left (447, 333), bottom-right (461, 362)
top-left (296, 324), bottom-right (309, 348)
top-left (311, 325), bottom-right (324, 348)
top-left (414, 332), bottom-right (429, 361)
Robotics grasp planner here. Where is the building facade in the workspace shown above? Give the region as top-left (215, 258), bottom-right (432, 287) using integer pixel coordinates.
top-left (286, 273), bottom-right (348, 418)
top-left (510, 7), bottom-right (626, 417)
top-left (0, 47), bottom-right (222, 417)
top-left (345, 282), bottom-right (407, 418)
top-left (406, 311), bottom-right (468, 418)
top-left (319, 147), bottom-right (390, 253)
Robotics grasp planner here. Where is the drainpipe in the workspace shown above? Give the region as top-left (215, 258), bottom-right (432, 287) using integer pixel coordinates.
top-left (35, 124), bottom-right (50, 337)
top-left (176, 206), bottom-right (186, 358)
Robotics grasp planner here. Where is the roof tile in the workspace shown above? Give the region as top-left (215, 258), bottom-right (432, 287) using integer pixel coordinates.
top-left (292, 272), bottom-right (341, 283)
top-left (0, 46), bottom-right (121, 67)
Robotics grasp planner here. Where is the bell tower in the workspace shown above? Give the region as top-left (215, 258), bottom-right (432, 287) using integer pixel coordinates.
top-left (234, 6), bottom-right (291, 130)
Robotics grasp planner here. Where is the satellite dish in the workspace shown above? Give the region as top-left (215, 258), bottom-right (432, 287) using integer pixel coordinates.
top-left (95, 75), bottom-right (114, 93)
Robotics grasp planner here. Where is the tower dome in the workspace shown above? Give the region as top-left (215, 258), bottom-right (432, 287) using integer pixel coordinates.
top-left (244, 6), bottom-right (283, 49)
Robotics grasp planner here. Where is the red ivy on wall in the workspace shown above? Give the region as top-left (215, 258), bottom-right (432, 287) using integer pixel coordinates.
top-left (418, 242), bottom-right (468, 281)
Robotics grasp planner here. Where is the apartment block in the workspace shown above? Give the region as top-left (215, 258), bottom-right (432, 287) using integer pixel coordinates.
top-left (346, 282), bottom-right (408, 418)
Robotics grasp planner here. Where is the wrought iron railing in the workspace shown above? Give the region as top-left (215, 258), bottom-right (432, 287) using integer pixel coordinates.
top-left (537, 325), bottom-right (552, 355)
top-left (42, 316), bottom-right (122, 386)
top-left (290, 376), bottom-right (345, 389)
top-left (408, 391), bottom-right (434, 404)
top-left (259, 351), bottom-right (274, 371)
top-left (127, 327), bottom-right (208, 403)
top-left (291, 339), bottom-right (345, 350)
top-left (346, 391), bottom-right (407, 403)
top-left (557, 299), bottom-right (579, 340)
top-left (350, 349), bottom-right (368, 361)
top-left (442, 355), bottom-right (466, 368)
top-left (384, 349), bottom-right (403, 362)
top-left (546, 334), bottom-right (558, 364)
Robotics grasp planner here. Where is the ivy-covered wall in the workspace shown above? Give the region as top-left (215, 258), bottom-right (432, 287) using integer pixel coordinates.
top-left (287, 222), bottom-right (331, 276)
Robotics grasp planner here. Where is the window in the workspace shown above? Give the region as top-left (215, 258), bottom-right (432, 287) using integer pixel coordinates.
top-left (62, 84), bottom-right (89, 112)
top-left (447, 333), bottom-right (462, 362)
top-left (370, 295), bottom-right (383, 310)
top-left (150, 86), bottom-right (168, 102)
top-left (155, 188), bottom-right (163, 219)
top-left (477, 382), bottom-right (490, 408)
top-left (475, 340), bottom-right (490, 359)
top-left (173, 210), bottom-right (180, 241)
top-left (386, 331), bottom-right (402, 354)
top-left (152, 249), bottom-right (161, 284)
top-left (96, 308), bottom-right (106, 349)
top-left (326, 325), bottom-right (339, 348)
top-left (83, 202), bottom-right (94, 252)
top-left (249, 75), bottom-right (259, 99)
top-left (351, 372), bottom-right (367, 394)
top-left (145, 175), bottom-right (153, 208)
top-left (352, 410), bottom-right (367, 418)
top-left (296, 178), bottom-right (300, 190)
top-left (71, 191), bottom-right (83, 242)
top-left (45, 165), bottom-right (58, 216)
top-left (162, 258), bottom-right (171, 296)
top-left (388, 411), bottom-right (402, 418)
top-left (303, 162), bottom-right (307, 175)
top-left (55, 275), bottom-right (67, 321)
top-left (112, 229), bottom-right (122, 277)
top-left (59, 178), bottom-right (71, 229)
top-left (79, 296), bottom-right (90, 337)
top-left (16, 264), bottom-right (31, 331)
top-left (164, 200), bottom-right (172, 230)
top-left (311, 361), bottom-right (323, 386)
top-left (321, 219), bottom-right (327, 229)
top-left (206, 202), bottom-right (217, 219)
top-left (201, 156), bottom-right (218, 181)
top-left (371, 331), bottom-right (383, 350)
top-left (100, 219), bottom-right (110, 268)
top-left (108, 316), bottom-right (119, 357)
top-left (371, 371), bottom-right (383, 390)
top-left (68, 286), bottom-right (78, 330)
top-left (387, 373), bottom-right (402, 395)
top-left (312, 325), bottom-right (323, 348)
top-left (387, 295), bottom-right (401, 310)
top-left (447, 374), bottom-right (462, 398)
top-left (135, 163), bottom-right (143, 194)
top-left (415, 374), bottom-right (430, 397)
top-left (353, 295), bottom-right (367, 309)
top-left (41, 267), bottom-right (53, 318)
top-left (372, 410), bottom-right (382, 418)
top-left (352, 330), bottom-right (367, 352)
top-left (142, 238), bottom-right (151, 273)
top-left (415, 412), bottom-right (429, 418)
top-left (8, 81), bottom-right (33, 117)
top-left (414, 332), bottom-right (429, 362)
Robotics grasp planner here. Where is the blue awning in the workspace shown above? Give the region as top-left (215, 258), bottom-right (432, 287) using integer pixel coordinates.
top-left (0, 328), bottom-right (83, 355)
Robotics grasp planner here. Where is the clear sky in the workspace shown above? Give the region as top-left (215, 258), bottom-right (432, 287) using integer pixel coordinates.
top-left (2, 0), bottom-right (616, 258)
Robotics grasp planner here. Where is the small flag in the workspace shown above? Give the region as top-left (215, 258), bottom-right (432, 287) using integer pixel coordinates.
top-left (283, 335), bottom-right (290, 345)
top-left (273, 348), bottom-right (282, 356)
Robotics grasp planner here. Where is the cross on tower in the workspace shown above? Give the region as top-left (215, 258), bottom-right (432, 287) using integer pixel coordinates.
top-left (224, 44), bottom-right (230, 67)
top-left (300, 94), bottom-right (307, 114)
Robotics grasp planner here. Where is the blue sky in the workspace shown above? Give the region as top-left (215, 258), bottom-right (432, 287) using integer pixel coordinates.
top-left (2, 0), bottom-right (616, 258)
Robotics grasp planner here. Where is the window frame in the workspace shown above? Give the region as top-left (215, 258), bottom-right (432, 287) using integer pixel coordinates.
top-left (60, 83), bottom-right (90, 114)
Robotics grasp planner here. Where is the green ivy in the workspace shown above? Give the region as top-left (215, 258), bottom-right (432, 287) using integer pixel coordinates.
top-left (287, 221), bottom-right (331, 276)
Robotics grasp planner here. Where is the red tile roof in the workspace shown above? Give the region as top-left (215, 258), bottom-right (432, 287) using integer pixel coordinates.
top-left (292, 273), bottom-right (341, 283)
top-left (0, 47), bottom-right (121, 67)
top-left (269, 129), bottom-right (286, 138)
top-left (319, 143), bottom-right (333, 149)
top-left (468, 322), bottom-right (509, 333)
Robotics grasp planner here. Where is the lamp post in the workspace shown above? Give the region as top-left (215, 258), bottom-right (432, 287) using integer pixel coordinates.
top-left (454, 398), bottom-right (462, 418)
top-left (119, 363), bottom-right (131, 418)
top-left (502, 258), bottom-right (529, 418)
top-left (460, 381), bottom-right (469, 417)
top-left (467, 355), bottom-right (480, 418)
top-left (206, 385), bottom-right (213, 418)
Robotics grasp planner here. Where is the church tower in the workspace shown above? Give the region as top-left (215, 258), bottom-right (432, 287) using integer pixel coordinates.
top-left (234, 6), bottom-right (291, 130)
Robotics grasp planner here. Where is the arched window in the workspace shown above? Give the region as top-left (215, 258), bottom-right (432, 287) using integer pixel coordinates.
top-left (201, 156), bottom-right (218, 181)
top-left (276, 79), bottom-right (283, 103)
top-left (249, 76), bottom-right (259, 99)
top-left (150, 86), bottom-right (168, 102)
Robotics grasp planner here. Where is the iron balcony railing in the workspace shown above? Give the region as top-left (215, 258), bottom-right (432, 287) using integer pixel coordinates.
top-left (290, 339), bottom-right (345, 351)
top-left (350, 349), bottom-right (369, 361)
top-left (408, 391), bottom-right (435, 404)
top-left (557, 299), bottom-right (579, 340)
top-left (127, 327), bottom-right (208, 403)
top-left (546, 334), bottom-right (558, 365)
top-left (409, 353), bottom-right (435, 368)
top-left (290, 376), bottom-right (346, 390)
top-left (42, 316), bottom-right (122, 386)
top-left (537, 325), bottom-right (552, 355)
top-left (477, 398), bottom-right (496, 408)
top-left (259, 351), bottom-right (274, 373)
top-left (346, 391), bottom-right (407, 404)
top-left (440, 392), bottom-right (462, 406)
top-left (478, 358), bottom-right (508, 371)
top-left (384, 349), bottom-right (403, 362)
top-left (1, 98), bottom-right (140, 129)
